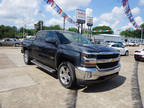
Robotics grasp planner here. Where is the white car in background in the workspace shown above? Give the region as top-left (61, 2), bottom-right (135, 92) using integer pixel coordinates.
top-left (108, 43), bottom-right (129, 56)
top-left (134, 49), bottom-right (144, 61)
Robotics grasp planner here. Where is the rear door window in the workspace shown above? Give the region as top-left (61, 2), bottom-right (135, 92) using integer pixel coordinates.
top-left (45, 31), bottom-right (57, 41)
top-left (36, 31), bottom-right (46, 42)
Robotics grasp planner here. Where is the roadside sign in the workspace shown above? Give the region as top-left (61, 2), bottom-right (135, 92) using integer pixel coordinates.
top-left (87, 16), bottom-right (93, 26)
top-left (76, 9), bottom-right (86, 24)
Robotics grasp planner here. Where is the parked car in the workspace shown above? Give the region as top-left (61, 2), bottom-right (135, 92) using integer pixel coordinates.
top-left (134, 49), bottom-right (144, 61)
top-left (108, 43), bottom-right (129, 56)
top-left (128, 42), bottom-right (136, 46)
top-left (0, 38), bottom-right (20, 47)
top-left (21, 30), bottom-right (121, 89)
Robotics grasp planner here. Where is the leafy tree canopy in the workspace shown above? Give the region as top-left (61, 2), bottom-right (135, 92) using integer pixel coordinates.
top-left (120, 23), bottom-right (144, 39)
top-left (92, 26), bottom-right (113, 35)
top-left (68, 27), bottom-right (78, 32)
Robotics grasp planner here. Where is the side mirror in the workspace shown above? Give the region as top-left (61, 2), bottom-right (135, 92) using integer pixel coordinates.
top-left (45, 38), bottom-right (57, 45)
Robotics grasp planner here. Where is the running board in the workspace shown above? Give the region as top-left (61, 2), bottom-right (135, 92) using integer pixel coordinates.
top-left (31, 59), bottom-right (56, 73)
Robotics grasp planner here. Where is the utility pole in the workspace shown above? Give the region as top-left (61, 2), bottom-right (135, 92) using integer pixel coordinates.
top-left (141, 27), bottom-right (143, 45)
top-left (63, 18), bottom-right (65, 31)
top-left (81, 24), bottom-right (83, 34)
top-left (23, 18), bottom-right (25, 39)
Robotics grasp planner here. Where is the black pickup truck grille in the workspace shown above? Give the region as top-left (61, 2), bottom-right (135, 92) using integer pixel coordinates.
top-left (96, 61), bottom-right (119, 70)
top-left (97, 54), bottom-right (119, 59)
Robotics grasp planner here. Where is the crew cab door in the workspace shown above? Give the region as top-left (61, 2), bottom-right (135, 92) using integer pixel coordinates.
top-left (40, 31), bottom-right (58, 68)
top-left (31, 31), bottom-right (46, 61)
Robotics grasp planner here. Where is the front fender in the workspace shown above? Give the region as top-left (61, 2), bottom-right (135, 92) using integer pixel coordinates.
top-left (56, 49), bottom-right (81, 68)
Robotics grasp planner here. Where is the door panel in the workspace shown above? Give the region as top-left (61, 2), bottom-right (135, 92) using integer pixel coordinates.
top-left (39, 31), bottom-right (58, 68)
top-left (40, 42), bottom-right (57, 68)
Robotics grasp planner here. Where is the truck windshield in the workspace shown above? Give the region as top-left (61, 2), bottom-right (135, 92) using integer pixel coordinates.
top-left (57, 32), bottom-right (91, 45)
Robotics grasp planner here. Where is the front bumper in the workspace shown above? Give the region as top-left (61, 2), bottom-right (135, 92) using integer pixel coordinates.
top-left (134, 54), bottom-right (144, 61)
top-left (75, 63), bottom-right (120, 85)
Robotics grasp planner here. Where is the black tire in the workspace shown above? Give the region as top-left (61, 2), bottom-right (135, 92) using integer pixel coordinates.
top-left (58, 62), bottom-right (76, 89)
top-left (125, 51), bottom-right (129, 56)
top-left (14, 43), bottom-right (19, 47)
top-left (0, 43), bottom-right (2, 46)
top-left (24, 50), bottom-right (31, 65)
top-left (135, 58), bottom-right (139, 61)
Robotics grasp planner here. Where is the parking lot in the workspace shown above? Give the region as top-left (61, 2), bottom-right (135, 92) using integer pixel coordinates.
top-left (0, 46), bottom-right (143, 108)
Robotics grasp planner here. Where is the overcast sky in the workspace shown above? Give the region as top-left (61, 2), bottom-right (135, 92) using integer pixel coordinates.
top-left (0, 0), bottom-right (144, 34)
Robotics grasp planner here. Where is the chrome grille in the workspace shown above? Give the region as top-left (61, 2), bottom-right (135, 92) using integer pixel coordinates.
top-left (96, 61), bottom-right (119, 70)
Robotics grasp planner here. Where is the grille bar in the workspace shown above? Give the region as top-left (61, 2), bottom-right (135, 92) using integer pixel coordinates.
top-left (96, 61), bottom-right (119, 70)
top-left (97, 54), bottom-right (119, 59)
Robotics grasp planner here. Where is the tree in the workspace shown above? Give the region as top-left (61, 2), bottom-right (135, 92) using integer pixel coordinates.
top-left (92, 26), bottom-right (113, 35)
top-left (0, 25), bottom-right (16, 39)
top-left (120, 23), bottom-right (144, 39)
top-left (43, 25), bottom-right (62, 30)
top-left (68, 27), bottom-right (78, 32)
top-left (0, 25), bottom-right (36, 39)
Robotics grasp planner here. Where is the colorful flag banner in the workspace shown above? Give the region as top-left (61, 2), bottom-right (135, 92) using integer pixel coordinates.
top-left (122, 0), bottom-right (140, 29)
top-left (45, 0), bottom-right (76, 25)
top-left (93, 30), bottom-right (112, 33)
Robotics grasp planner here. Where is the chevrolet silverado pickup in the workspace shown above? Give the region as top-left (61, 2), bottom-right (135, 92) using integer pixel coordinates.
top-left (21, 30), bottom-right (121, 89)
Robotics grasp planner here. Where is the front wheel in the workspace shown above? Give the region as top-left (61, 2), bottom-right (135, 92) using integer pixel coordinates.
top-left (58, 62), bottom-right (76, 89)
top-left (24, 50), bottom-right (31, 65)
top-left (125, 51), bottom-right (129, 56)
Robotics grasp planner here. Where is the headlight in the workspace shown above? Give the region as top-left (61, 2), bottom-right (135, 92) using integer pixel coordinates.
top-left (81, 53), bottom-right (97, 59)
top-left (81, 53), bottom-right (97, 65)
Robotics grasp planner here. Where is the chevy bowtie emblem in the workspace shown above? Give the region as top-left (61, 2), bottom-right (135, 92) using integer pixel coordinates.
top-left (112, 59), bottom-right (115, 62)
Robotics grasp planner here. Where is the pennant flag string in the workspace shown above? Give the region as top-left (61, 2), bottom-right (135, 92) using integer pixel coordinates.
top-left (92, 30), bottom-right (112, 33)
top-left (44, 0), bottom-right (76, 26)
top-left (122, 0), bottom-right (140, 29)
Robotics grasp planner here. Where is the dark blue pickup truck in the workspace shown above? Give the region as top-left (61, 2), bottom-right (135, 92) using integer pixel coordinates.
top-left (21, 30), bottom-right (120, 89)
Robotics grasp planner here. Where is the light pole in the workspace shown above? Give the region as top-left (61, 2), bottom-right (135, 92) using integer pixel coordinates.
top-left (141, 26), bottom-right (143, 45)
top-left (22, 18), bottom-right (25, 39)
top-left (63, 18), bottom-right (65, 30)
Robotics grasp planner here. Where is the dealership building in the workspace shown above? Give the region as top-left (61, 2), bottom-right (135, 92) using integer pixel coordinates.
top-left (88, 34), bottom-right (144, 44)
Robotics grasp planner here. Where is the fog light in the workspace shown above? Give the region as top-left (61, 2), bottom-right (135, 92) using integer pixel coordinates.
top-left (87, 72), bottom-right (92, 78)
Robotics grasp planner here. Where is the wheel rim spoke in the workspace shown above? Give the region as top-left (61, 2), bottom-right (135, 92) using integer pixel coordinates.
top-left (60, 66), bottom-right (71, 85)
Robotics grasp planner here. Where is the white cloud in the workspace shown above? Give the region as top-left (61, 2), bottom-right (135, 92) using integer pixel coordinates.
top-left (54, 0), bottom-right (91, 11)
top-left (45, 5), bottom-right (59, 17)
top-left (99, 6), bottom-right (123, 22)
top-left (120, 16), bottom-right (143, 31)
top-left (131, 7), bottom-right (140, 15)
top-left (121, 23), bottom-right (134, 30)
top-left (93, 17), bottom-right (98, 24)
top-left (98, 21), bottom-right (110, 26)
top-left (140, 0), bottom-right (144, 5)
top-left (135, 16), bottom-right (143, 25)
top-left (95, 6), bottom-right (124, 32)
top-left (94, 6), bottom-right (142, 34)
top-left (45, 18), bottom-right (63, 26)
top-left (86, 8), bottom-right (93, 17)
top-left (0, 0), bottom-right (40, 28)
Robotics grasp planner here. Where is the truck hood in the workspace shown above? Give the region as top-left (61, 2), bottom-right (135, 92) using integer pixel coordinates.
top-left (60, 43), bottom-right (117, 53)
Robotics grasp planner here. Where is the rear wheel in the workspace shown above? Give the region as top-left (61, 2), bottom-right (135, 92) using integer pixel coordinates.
top-left (24, 50), bottom-right (31, 65)
top-left (135, 58), bottom-right (139, 61)
top-left (58, 62), bottom-right (76, 89)
top-left (125, 51), bottom-right (129, 56)
top-left (14, 43), bottom-right (19, 47)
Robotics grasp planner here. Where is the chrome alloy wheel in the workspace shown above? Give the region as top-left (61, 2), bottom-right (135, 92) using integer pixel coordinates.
top-left (59, 66), bottom-right (71, 85)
